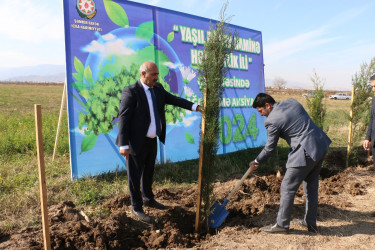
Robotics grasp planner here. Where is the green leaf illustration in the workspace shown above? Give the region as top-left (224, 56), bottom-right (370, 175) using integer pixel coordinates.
top-left (103, 0), bottom-right (129, 27)
top-left (184, 132), bottom-right (195, 144)
top-left (73, 72), bottom-right (83, 82)
top-left (136, 21), bottom-right (154, 42)
top-left (84, 66), bottom-right (95, 88)
top-left (73, 95), bottom-right (88, 112)
top-left (74, 57), bottom-right (84, 75)
top-left (79, 89), bottom-right (90, 99)
top-left (72, 81), bottom-right (88, 92)
top-left (81, 133), bottom-right (98, 153)
top-left (167, 32), bottom-right (174, 42)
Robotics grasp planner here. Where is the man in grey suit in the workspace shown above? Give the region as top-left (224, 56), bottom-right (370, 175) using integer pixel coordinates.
top-left (363, 74), bottom-right (375, 216)
top-left (249, 93), bottom-right (331, 233)
top-left (116, 61), bottom-right (202, 223)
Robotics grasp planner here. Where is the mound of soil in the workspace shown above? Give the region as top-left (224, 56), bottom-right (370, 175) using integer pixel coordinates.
top-left (1, 166), bottom-right (373, 249)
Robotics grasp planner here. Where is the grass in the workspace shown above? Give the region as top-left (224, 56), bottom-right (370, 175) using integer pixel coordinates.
top-left (269, 90), bottom-right (352, 148)
top-left (0, 83), bottom-right (355, 233)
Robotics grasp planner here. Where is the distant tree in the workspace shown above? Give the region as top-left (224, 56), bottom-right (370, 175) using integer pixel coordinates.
top-left (306, 69), bottom-right (326, 130)
top-left (272, 77), bottom-right (287, 89)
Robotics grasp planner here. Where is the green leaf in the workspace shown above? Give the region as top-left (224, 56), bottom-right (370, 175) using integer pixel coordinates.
top-left (79, 90), bottom-right (90, 99)
top-left (73, 72), bottom-right (83, 82)
top-left (84, 66), bottom-right (95, 88)
top-left (183, 78), bottom-right (190, 85)
top-left (136, 21), bottom-right (154, 42)
top-left (167, 32), bottom-right (174, 42)
top-left (184, 132), bottom-right (195, 144)
top-left (81, 133), bottom-right (98, 153)
top-left (103, 0), bottom-right (129, 27)
top-left (74, 57), bottom-right (84, 75)
top-left (72, 81), bottom-right (87, 92)
top-left (73, 95), bottom-right (88, 112)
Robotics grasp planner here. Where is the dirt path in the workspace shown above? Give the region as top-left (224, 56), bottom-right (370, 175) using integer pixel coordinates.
top-left (1, 166), bottom-right (374, 249)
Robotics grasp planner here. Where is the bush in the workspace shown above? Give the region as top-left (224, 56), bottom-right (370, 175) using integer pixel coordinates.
top-left (306, 69), bottom-right (326, 130)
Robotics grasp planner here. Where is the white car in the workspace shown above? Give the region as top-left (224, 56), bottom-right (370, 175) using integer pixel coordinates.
top-left (302, 92), bottom-right (315, 98)
top-left (329, 93), bottom-right (351, 100)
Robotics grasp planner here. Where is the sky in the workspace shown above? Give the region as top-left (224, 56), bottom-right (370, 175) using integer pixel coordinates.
top-left (0, 0), bottom-right (374, 90)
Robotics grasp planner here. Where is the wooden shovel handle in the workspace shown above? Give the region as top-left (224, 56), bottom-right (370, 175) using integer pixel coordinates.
top-left (225, 166), bottom-right (254, 201)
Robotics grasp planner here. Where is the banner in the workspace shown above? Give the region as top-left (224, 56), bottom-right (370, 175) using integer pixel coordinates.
top-left (63, 0), bottom-right (266, 179)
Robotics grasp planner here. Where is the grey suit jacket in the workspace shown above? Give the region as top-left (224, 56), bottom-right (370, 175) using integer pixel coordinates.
top-left (115, 81), bottom-right (194, 156)
top-left (365, 97), bottom-right (375, 146)
top-left (256, 99), bottom-right (331, 168)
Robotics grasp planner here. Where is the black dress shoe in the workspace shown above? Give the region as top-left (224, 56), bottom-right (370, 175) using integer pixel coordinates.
top-left (260, 223), bottom-right (289, 234)
top-left (144, 199), bottom-right (168, 210)
top-left (132, 209), bottom-right (153, 223)
top-left (294, 219), bottom-right (319, 233)
top-left (371, 212), bottom-right (375, 217)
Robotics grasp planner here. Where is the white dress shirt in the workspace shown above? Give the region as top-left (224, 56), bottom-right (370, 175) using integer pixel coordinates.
top-left (120, 81), bottom-right (198, 150)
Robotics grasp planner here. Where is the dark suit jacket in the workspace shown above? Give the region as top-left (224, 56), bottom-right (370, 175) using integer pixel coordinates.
top-left (256, 99), bottom-right (331, 167)
top-left (116, 81), bottom-right (194, 155)
top-left (365, 97), bottom-right (375, 146)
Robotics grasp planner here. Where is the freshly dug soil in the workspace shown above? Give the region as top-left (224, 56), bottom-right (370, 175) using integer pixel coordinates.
top-left (1, 164), bottom-right (375, 249)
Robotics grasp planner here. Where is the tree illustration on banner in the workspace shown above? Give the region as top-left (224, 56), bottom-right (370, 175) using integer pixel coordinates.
top-left (71, 0), bottom-right (200, 153)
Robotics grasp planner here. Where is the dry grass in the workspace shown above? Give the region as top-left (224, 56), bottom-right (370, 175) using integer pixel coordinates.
top-left (0, 84), bottom-right (355, 234)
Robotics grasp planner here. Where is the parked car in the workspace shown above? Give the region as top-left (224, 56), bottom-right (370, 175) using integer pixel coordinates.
top-left (329, 93), bottom-right (351, 100)
top-left (302, 92), bottom-right (315, 98)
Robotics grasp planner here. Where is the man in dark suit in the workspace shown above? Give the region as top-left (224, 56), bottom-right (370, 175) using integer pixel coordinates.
top-left (363, 74), bottom-right (375, 216)
top-left (116, 61), bottom-right (202, 223)
top-left (249, 93), bottom-right (331, 233)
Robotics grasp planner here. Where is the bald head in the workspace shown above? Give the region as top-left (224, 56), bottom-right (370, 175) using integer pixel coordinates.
top-left (140, 61), bottom-right (157, 74)
top-left (140, 61), bottom-right (159, 87)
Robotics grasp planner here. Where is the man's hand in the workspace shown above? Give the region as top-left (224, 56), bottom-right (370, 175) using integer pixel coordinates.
top-left (363, 139), bottom-right (371, 151)
top-left (196, 105), bottom-right (203, 112)
top-left (120, 148), bottom-right (130, 161)
top-left (249, 160), bottom-right (259, 173)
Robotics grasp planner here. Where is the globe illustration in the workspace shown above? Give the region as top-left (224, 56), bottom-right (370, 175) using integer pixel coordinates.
top-left (84, 27), bottom-right (184, 96)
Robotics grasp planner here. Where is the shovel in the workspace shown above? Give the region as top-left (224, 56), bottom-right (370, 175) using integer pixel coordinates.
top-left (209, 166), bottom-right (255, 228)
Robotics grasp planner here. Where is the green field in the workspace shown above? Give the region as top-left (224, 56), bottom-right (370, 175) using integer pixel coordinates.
top-left (0, 83), bottom-right (354, 233)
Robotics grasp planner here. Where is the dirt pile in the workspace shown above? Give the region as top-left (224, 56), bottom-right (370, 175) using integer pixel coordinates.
top-left (0, 167), bottom-right (373, 249)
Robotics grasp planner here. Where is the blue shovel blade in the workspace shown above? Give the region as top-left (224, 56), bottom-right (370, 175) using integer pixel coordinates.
top-left (208, 199), bottom-right (229, 228)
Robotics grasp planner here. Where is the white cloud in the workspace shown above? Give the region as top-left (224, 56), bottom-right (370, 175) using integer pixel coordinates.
top-left (102, 33), bottom-right (116, 41)
top-left (264, 4), bottom-right (370, 65)
top-left (163, 62), bottom-right (182, 69)
top-left (169, 114), bottom-right (198, 127)
top-left (182, 115), bottom-right (198, 127)
top-left (184, 86), bottom-right (194, 97)
top-left (83, 38), bottom-right (135, 56)
top-left (71, 126), bottom-right (88, 136)
top-left (264, 29), bottom-right (339, 64)
top-left (0, 0), bottom-right (63, 43)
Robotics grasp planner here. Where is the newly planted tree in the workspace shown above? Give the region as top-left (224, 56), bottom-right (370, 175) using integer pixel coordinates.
top-left (195, 2), bottom-right (237, 232)
top-left (347, 57), bottom-right (375, 164)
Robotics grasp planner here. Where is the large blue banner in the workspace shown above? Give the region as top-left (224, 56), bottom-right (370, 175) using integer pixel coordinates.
top-left (63, 0), bottom-right (266, 179)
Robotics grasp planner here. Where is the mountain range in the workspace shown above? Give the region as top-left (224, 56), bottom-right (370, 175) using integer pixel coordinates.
top-left (0, 64), bottom-right (348, 91)
top-left (0, 64), bottom-right (65, 83)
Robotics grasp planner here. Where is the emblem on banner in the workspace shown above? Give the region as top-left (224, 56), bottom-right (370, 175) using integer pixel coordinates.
top-left (76, 0), bottom-right (97, 19)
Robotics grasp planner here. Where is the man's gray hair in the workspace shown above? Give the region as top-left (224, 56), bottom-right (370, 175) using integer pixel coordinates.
top-left (139, 63), bottom-right (149, 74)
